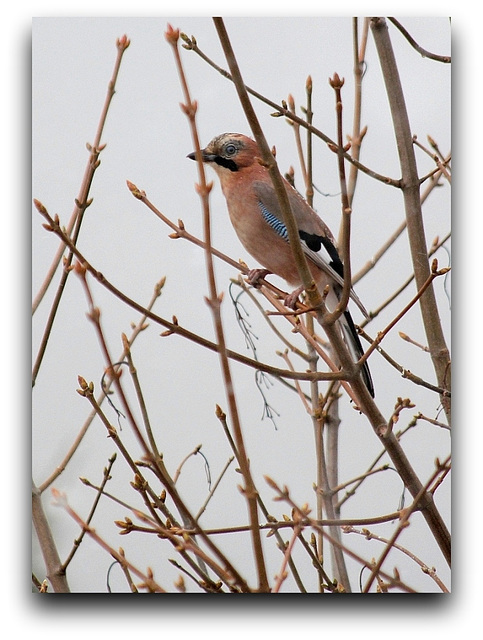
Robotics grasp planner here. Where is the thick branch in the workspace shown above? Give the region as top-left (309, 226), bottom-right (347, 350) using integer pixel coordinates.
top-left (213, 18), bottom-right (319, 309)
top-left (32, 479), bottom-right (70, 593)
top-left (370, 18), bottom-right (451, 425)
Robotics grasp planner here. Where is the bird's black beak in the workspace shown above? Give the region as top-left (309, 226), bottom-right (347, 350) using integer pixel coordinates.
top-left (187, 149), bottom-right (216, 163)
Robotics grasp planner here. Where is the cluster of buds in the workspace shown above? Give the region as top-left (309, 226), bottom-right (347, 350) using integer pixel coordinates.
top-left (76, 375), bottom-right (94, 397)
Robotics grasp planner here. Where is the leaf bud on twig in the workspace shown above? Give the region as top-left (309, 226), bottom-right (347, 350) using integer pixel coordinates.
top-left (164, 24), bottom-right (180, 45)
top-left (116, 34), bottom-right (131, 51)
top-left (126, 179), bottom-right (146, 200)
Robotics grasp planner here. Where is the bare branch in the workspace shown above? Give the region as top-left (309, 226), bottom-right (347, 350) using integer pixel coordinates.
top-left (370, 17), bottom-right (451, 425)
top-left (388, 17), bottom-right (451, 63)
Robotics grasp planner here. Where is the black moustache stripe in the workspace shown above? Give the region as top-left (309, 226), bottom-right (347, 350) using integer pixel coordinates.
top-left (214, 156), bottom-right (238, 172)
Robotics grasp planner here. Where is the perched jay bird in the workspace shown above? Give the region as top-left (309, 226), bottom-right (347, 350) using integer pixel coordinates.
top-left (188, 133), bottom-right (374, 397)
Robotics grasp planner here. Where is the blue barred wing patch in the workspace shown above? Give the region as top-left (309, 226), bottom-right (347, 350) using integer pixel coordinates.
top-left (258, 201), bottom-right (288, 240)
top-left (256, 192), bottom-right (369, 319)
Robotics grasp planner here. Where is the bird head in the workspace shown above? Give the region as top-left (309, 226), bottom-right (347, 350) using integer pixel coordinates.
top-left (187, 133), bottom-right (260, 173)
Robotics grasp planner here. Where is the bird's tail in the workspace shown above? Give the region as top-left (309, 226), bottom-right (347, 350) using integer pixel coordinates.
top-left (339, 310), bottom-right (374, 398)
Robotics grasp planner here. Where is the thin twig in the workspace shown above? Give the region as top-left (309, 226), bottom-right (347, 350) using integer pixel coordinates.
top-left (177, 507), bottom-right (405, 536)
top-left (34, 199), bottom-right (348, 385)
top-left (231, 276), bottom-right (311, 361)
top-left (32, 36), bottom-right (130, 386)
top-left (304, 75), bottom-right (314, 206)
top-left (331, 464), bottom-right (390, 495)
top-left (38, 279), bottom-right (163, 493)
top-left (272, 524), bottom-right (302, 593)
top-left (399, 330), bottom-right (430, 352)
top-left (78, 374), bottom-right (250, 591)
top-left (212, 18), bottom-right (319, 312)
top-left (360, 260), bottom-right (450, 365)
top-left (347, 17), bottom-right (369, 206)
top-left (122, 333), bottom-right (162, 461)
top-left (358, 327), bottom-right (450, 397)
top-left (173, 445), bottom-right (203, 484)
top-left (215, 405), bottom-right (307, 593)
top-left (326, 73), bottom-right (353, 325)
top-left (61, 453), bottom-right (117, 572)
top-left (353, 158), bottom-right (451, 285)
top-left (287, 93), bottom-right (308, 190)
top-left (52, 489), bottom-right (166, 592)
top-left (278, 350), bottom-right (313, 414)
top-left (195, 456), bottom-right (235, 521)
top-left (181, 31), bottom-right (400, 187)
top-left (345, 525), bottom-right (449, 592)
top-left (168, 22), bottom-right (269, 592)
top-left (362, 455), bottom-right (451, 592)
top-left (359, 232), bottom-right (451, 326)
top-left (416, 412), bottom-right (451, 431)
top-left (265, 476), bottom-right (415, 592)
top-left (388, 17), bottom-right (451, 63)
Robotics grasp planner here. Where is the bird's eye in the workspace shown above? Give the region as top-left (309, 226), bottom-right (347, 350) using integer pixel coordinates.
top-left (224, 143), bottom-right (237, 156)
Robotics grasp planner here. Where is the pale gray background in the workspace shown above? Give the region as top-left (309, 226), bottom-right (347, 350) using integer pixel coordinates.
top-left (33, 14), bottom-right (449, 584)
top-left (13, 3), bottom-right (477, 636)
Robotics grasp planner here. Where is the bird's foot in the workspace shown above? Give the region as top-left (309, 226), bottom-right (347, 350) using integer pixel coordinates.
top-left (284, 285), bottom-right (304, 310)
top-left (246, 268), bottom-right (271, 287)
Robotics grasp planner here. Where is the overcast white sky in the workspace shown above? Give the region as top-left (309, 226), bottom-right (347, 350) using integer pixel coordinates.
top-left (8, 1), bottom-right (482, 635)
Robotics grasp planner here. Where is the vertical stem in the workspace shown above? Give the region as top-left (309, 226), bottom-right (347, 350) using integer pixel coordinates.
top-left (326, 403), bottom-right (340, 508)
top-left (305, 75), bottom-right (314, 207)
top-left (347, 17), bottom-right (369, 207)
top-left (32, 479), bottom-right (70, 592)
top-left (307, 325), bottom-right (325, 590)
top-left (313, 410), bottom-right (351, 592)
top-left (167, 24), bottom-right (269, 592)
top-left (370, 18), bottom-right (451, 424)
